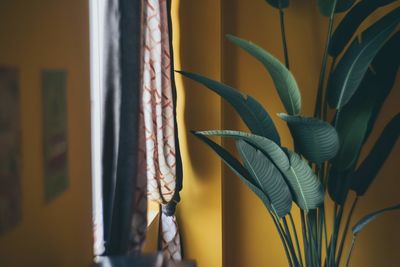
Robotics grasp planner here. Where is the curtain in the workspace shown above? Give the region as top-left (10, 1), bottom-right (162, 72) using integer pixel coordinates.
top-left (140, 0), bottom-right (183, 261)
top-left (100, 0), bottom-right (143, 255)
top-left (96, 0), bottom-right (183, 260)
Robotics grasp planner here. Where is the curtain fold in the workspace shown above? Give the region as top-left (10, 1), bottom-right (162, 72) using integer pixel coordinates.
top-left (140, 0), bottom-right (183, 261)
top-left (101, 0), bottom-right (143, 255)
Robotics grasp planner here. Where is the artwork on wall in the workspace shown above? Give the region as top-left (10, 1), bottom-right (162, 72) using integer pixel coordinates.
top-left (0, 67), bottom-right (21, 235)
top-left (42, 70), bottom-right (69, 202)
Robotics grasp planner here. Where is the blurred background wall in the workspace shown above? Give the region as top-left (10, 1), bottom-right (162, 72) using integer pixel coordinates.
top-left (0, 1), bottom-right (92, 266)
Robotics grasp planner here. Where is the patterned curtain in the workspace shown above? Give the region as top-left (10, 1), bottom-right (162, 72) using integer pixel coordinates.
top-left (138, 0), bottom-right (183, 261)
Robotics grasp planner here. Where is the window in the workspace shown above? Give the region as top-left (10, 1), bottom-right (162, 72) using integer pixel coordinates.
top-left (89, 0), bottom-right (105, 256)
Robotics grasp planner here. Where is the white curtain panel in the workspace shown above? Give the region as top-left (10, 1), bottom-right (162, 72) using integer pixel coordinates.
top-left (140, 0), bottom-right (182, 261)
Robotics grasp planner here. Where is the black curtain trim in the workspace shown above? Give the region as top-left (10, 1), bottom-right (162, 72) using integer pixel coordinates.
top-left (165, 0), bottom-right (183, 214)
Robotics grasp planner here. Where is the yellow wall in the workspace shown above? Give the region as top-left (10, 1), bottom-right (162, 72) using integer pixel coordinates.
top-left (0, 1), bottom-right (93, 266)
top-left (172, 1), bottom-right (223, 267)
top-left (220, 1), bottom-right (400, 267)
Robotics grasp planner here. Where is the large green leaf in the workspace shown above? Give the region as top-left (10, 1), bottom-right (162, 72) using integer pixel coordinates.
top-left (197, 130), bottom-right (290, 171)
top-left (328, 71), bottom-right (390, 201)
top-left (278, 113), bottom-right (339, 164)
top-left (328, 169), bottom-right (351, 205)
top-left (331, 32), bottom-right (400, 172)
top-left (192, 132), bottom-right (275, 212)
top-left (283, 151), bottom-right (324, 211)
top-left (351, 114), bottom-right (400, 196)
top-left (177, 71), bottom-right (281, 144)
top-left (264, 0), bottom-right (289, 9)
top-left (327, 7), bottom-right (400, 109)
top-left (352, 204), bottom-right (400, 235)
top-left (237, 140), bottom-right (293, 218)
top-left (363, 32), bottom-right (400, 142)
top-left (226, 35), bottom-right (301, 115)
top-left (331, 98), bottom-right (375, 171)
top-left (317, 0), bottom-right (357, 17)
top-left (329, 0), bottom-right (397, 57)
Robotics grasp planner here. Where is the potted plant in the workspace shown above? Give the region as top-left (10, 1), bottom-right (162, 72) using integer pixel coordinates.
top-left (178, 0), bottom-right (400, 266)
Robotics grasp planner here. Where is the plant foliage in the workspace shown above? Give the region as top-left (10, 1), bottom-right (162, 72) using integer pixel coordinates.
top-left (179, 0), bottom-right (400, 266)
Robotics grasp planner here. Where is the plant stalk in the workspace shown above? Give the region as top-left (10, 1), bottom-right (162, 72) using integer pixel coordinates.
top-left (329, 202), bottom-right (345, 266)
top-left (306, 213), bottom-right (319, 267)
top-left (336, 196), bottom-right (359, 266)
top-left (345, 236), bottom-right (357, 267)
top-left (269, 210), bottom-right (294, 267)
top-left (327, 203), bottom-right (338, 267)
top-left (314, 2), bottom-right (337, 118)
top-left (289, 213), bottom-right (304, 266)
top-left (279, 8), bottom-right (290, 69)
top-left (322, 205), bottom-right (329, 259)
top-left (322, 57), bottom-right (337, 121)
top-left (317, 208), bottom-right (323, 266)
top-left (283, 217), bottom-right (302, 267)
top-left (300, 210), bottom-right (311, 266)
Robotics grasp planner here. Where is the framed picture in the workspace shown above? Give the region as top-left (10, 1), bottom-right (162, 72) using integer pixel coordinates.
top-left (42, 70), bottom-right (69, 202)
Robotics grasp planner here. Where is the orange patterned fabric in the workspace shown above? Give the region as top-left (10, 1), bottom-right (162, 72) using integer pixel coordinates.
top-left (143, 0), bottom-right (177, 202)
top-left (136, 0), bottom-right (182, 261)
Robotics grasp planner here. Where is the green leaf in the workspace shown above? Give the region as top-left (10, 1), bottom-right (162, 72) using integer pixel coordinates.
top-left (327, 7), bottom-right (400, 109)
top-left (329, 0), bottom-right (398, 57)
top-left (197, 130), bottom-right (290, 171)
top-left (331, 101), bottom-right (374, 171)
top-left (331, 32), bottom-right (400, 172)
top-left (192, 132), bottom-right (275, 212)
top-left (264, 0), bottom-right (289, 9)
top-left (317, 0), bottom-right (357, 17)
top-left (237, 140), bottom-right (293, 218)
top-left (351, 114), bottom-right (400, 196)
top-left (363, 32), bottom-right (400, 142)
top-left (328, 169), bottom-right (351, 205)
top-left (177, 71), bottom-right (281, 144)
top-left (226, 35), bottom-right (301, 115)
top-left (283, 151), bottom-right (324, 211)
top-left (352, 203), bottom-right (400, 235)
top-left (278, 113), bottom-right (339, 164)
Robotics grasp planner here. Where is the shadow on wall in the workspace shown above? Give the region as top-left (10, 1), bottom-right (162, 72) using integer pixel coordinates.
top-left (176, 1), bottom-right (222, 181)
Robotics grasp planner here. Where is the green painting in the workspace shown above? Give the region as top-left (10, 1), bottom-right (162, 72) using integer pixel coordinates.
top-left (42, 70), bottom-right (69, 202)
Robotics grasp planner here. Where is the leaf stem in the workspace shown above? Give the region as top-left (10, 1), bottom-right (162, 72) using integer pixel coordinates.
top-left (279, 8), bottom-right (290, 69)
top-left (317, 207), bottom-right (323, 266)
top-left (269, 210), bottom-right (294, 267)
top-left (306, 212), bottom-right (319, 267)
top-left (328, 203), bottom-right (338, 267)
top-left (300, 210), bottom-right (311, 266)
top-left (346, 235), bottom-right (357, 267)
top-left (323, 57), bottom-right (337, 121)
top-left (314, 2), bottom-right (337, 118)
top-left (336, 196), bottom-right (359, 266)
top-left (282, 218), bottom-right (301, 267)
top-left (329, 202), bottom-right (345, 266)
top-left (334, 108), bottom-right (341, 128)
top-left (322, 204), bottom-right (329, 260)
top-left (289, 213), bottom-right (304, 266)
